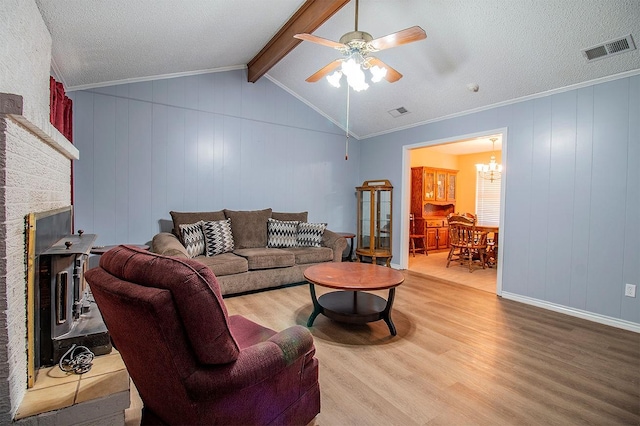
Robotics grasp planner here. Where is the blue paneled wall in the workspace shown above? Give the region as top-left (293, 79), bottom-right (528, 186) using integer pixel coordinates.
top-left (359, 75), bottom-right (639, 325)
top-left (71, 67), bottom-right (638, 326)
top-left (71, 69), bottom-right (360, 246)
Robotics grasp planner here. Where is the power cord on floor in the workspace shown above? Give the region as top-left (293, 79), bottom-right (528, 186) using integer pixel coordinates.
top-left (59, 344), bottom-right (95, 374)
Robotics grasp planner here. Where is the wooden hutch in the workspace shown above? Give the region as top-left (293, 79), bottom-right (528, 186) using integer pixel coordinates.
top-left (411, 167), bottom-right (457, 251)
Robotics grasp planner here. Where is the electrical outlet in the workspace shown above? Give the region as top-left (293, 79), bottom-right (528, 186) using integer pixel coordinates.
top-left (625, 284), bottom-right (636, 298)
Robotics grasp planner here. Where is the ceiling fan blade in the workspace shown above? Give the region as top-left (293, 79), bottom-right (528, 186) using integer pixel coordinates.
top-left (306, 59), bottom-right (343, 82)
top-left (294, 33), bottom-right (346, 49)
top-left (368, 57), bottom-right (403, 83)
top-left (368, 26), bottom-right (427, 51)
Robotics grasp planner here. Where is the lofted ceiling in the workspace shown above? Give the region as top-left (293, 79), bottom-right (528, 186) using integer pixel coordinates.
top-left (35, 0), bottom-right (640, 140)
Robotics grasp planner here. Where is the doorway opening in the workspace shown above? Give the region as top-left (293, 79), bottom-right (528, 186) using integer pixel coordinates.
top-left (400, 128), bottom-right (507, 295)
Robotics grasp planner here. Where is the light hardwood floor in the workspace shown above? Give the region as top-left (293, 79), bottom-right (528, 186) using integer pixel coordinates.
top-left (408, 249), bottom-right (497, 293)
top-left (126, 272), bottom-right (640, 425)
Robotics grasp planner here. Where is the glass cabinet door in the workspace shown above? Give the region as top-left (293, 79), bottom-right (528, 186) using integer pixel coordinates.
top-left (358, 190), bottom-right (372, 250)
top-left (447, 173), bottom-right (456, 201)
top-left (423, 169), bottom-right (435, 200)
top-left (377, 189), bottom-right (392, 251)
top-left (436, 171), bottom-right (447, 200)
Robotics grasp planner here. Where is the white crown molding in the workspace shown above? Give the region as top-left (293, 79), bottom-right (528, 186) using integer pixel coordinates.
top-left (360, 68), bottom-right (640, 140)
top-left (66, 65), bottom-right (247, 92)
top-left (501, 292), bottom-right (640, 333)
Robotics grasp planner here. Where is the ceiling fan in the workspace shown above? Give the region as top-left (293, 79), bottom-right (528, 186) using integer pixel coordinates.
top-left (294, 0), bottom-right (426, 91)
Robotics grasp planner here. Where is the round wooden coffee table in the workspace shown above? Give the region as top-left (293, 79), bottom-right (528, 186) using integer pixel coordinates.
top-left (304, 262), bottom-right (404, 336)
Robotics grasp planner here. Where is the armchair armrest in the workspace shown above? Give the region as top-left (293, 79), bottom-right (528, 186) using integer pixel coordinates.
top-left (322, 229), bottom-right (348, 262)
top-left (151, 232), bottom-right (189, 258)
top-left (267, 325), bottom-right (315, 361)
top-left (184, 326), bottom-right (315, 400)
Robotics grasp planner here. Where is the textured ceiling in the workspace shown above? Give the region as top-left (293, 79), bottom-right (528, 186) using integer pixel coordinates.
top-left (36, 0), bottom-right (640, 139)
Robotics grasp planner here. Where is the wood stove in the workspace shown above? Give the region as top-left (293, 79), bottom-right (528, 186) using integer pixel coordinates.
top-left (27, 207), bottom-right (112, 380)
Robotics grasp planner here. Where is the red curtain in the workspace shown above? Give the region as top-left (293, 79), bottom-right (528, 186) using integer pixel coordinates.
top-left (49, 76), bottom-right (73, 141)
top-left (50, 76), bottom-right (75, 212)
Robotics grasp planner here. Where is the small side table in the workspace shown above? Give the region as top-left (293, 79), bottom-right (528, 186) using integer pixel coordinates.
top-left (337, 232), bottom-right (355, 262)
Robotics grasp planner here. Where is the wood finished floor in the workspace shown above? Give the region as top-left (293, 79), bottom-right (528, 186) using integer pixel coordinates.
top-left (408, 249), bottom-right (497, 293)
top-left (126, 272), bottom-right (640, 425)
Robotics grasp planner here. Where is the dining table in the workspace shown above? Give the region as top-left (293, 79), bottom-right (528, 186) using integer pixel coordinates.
top-left (475, 223), bottom-right (499, 267)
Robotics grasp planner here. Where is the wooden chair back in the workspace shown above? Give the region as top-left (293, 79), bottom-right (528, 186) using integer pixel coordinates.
top-left (446, 213), bottom-right (488, 271)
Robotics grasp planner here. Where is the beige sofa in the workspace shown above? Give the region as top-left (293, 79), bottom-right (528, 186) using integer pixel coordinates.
top-left (151, 208), bottom-right (347, 296)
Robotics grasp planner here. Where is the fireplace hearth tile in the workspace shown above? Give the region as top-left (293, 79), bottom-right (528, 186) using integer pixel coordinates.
top-left (14, 382), bottom-right (77, 419)
top-left (14, 352), bottom-right (130, 422)
top-left (76, 369), bottom-right (130, 404)
top-left (30, 365), bottom-right (79, 389)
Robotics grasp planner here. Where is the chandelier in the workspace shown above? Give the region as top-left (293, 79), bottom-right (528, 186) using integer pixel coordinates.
top-left (476, 137), bottom-right (502, 183)
top-left (326, 53), bottom-right (387, 92)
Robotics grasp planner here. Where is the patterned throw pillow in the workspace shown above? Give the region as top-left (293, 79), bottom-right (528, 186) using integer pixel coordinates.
top-left (179, 221), bottom-right (206, 258)
top-left (202, 219), bottom-right (235, 256)
top-left (267, 218), bottom-right (299, 248)
top-left (297, 222), bottom-right (327, 247)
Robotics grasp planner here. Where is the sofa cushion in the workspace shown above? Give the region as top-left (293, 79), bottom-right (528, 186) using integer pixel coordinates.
top-left (193, 252), bottom-right (248, 277)
top-left (202, 218), bottom-right (235, 256)
top-left (287, 247), bottom-right (334, 264)
top-left (271, 211), bottom-right (308, 222)
top-left (234, 248), bottom-right (295, 270)
top-left (224, 208), bottom-right (272, 249)
top-left (267, 218), bottom-right (299, 248)
top-left (178, 221), bottom-right (206, 258)
top-left (170, 210), bottom-right (225, 238)
top-left (297, 222), bottom-right (327, 247)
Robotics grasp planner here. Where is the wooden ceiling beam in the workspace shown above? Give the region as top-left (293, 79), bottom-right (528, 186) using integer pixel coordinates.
top-left (247, 0), bottom-right (350, 83)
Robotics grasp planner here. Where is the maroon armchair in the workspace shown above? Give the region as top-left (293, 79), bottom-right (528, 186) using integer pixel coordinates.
top-left (85, 245), bottom-right (320, 425)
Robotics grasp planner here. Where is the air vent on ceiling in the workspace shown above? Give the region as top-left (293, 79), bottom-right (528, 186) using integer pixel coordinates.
top-left (582, 34), bottom-right (636, 61)
top-left (388, 107), bottom-right (410, 118)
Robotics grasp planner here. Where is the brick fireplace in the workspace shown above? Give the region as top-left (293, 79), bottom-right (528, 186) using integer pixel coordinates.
top-left (0, 1), bottom-right (76, 421)
top-left (0, 102), bottom-right (76, 420)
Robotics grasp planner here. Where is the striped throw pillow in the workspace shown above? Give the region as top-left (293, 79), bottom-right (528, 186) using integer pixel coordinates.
top-left (202, 218), bottom-right (235, 256)
top-left (179, 221), bottom-right (206, 258)
top-left (267, 218), bottom-right (299, 248)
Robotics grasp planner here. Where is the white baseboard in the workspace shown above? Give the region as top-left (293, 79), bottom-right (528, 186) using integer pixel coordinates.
top-left (501, 292), bottom-right (640, 333)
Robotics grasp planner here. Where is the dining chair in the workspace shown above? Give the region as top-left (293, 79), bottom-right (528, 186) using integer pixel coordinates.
top-left (446, 213), bottom-right (488, 272)
top-left (409, 213), bottom-right (427, 257)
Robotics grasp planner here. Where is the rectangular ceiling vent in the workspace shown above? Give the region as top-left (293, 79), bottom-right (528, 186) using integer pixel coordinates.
top-left (582, 34), bottom-right (636, 61)
top-left (388, 107), bottom-right (410, 118)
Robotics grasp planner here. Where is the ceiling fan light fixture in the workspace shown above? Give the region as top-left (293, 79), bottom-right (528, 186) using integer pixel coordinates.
top-left (341, 56), bottom-right (360, 75)
top-left (370, 65), bottom-right (387, 82)
top-left (342, 56), bottom-right (369, 91)
top-left (346, 69), bottom-right (369, 91)
top-left (326, 71), bottom-right (342, 88)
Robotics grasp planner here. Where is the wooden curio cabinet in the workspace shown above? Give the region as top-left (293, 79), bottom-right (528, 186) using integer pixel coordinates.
top-left (411, 167), bottom-right (458, 251)
top-left (356, 180), bottom-right (393, 267)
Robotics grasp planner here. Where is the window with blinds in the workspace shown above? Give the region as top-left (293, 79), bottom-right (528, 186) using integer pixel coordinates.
top-left (475, 176), bottom-right (500, 226)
